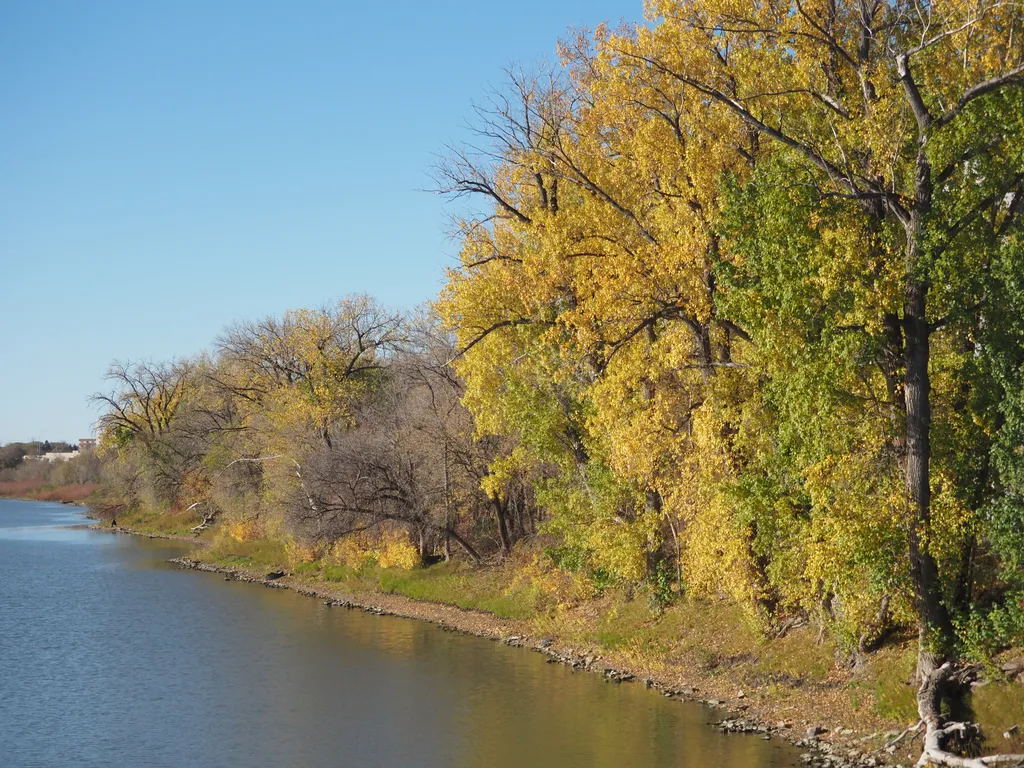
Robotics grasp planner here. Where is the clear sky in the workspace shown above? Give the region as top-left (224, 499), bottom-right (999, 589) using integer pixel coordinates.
top-left (0, 0), bottom-right (640, 443)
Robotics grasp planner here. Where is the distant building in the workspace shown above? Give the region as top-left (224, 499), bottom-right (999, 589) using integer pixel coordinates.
top-left (79, 438), bottom-right (97, 451)
top-left (26, 452), bottom-right (77, 462)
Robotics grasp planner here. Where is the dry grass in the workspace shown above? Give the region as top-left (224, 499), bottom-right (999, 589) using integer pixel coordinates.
top-left (114, 506), bottom-right (205, 536)
top-left (0, 481), bottom-right (101, 503)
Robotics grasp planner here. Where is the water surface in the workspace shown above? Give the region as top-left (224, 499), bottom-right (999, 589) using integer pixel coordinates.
top-left (0, 499), bottom-right (802, 768)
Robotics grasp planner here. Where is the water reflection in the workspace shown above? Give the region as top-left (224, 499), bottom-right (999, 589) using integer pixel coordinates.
top-left (0, 500), bottom-right (801, 768)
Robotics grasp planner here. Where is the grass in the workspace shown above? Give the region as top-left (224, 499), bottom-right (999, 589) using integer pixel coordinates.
top-left (114, 506), bottom-right (204, 536)
top-left (864, 646), bottom-right (919, 723)
top-left (322, 563), bottom-right (355, 581)
top-left (375, 563), bottom-right (540, 619)
top-left (541, 589), bottom-right (837, 693)
top-left (203, 535), bottom-right (289, 569)
top-left (284, 558), bottom-right (541, 620)
top-left (585, 593), bottom-right (671, 652)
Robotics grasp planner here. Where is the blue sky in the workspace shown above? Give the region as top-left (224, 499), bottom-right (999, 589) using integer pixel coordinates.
top-left (0, 0), bottom-right (641, 442)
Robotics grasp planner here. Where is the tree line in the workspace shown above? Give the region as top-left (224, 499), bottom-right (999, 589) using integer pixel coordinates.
top-left (0, 441), bottom-right (101, 489)
top-left (93, 301), bottom-right (533, 563)
top-left (94, 2), bottom-right (1023, 763)
top-left (0, 441), bottom-right (78, 469)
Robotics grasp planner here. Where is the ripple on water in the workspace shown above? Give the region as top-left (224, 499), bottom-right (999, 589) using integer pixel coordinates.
top-left (0, 499), bottom-right (803, 768)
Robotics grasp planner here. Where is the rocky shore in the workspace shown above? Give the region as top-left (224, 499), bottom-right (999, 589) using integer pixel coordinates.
top-left (169, 555), bottom-right (899, 768)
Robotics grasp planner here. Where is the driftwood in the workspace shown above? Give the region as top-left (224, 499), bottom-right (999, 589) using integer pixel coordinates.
top-left (914, 663), bottom-right (1024, 767)
top-left (188, 501), bottom-right (218, 533)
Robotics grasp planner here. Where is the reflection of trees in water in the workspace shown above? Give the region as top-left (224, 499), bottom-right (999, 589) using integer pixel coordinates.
top-left (225, 581), bottom-right (796, 767)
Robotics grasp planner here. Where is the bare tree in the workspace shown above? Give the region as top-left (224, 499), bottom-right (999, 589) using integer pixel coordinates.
top-left (91, 359), bottom-right (202, 505)
top-left (294, 310), bottom-right (538, 563)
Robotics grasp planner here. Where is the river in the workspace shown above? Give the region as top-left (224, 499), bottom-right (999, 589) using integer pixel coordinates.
top-left (0, 499), bottom-right (802, 767)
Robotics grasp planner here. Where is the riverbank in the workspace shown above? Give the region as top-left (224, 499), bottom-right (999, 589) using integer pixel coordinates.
top-left (162, 552), bottom-right (883, 768)
top-left (97, 520), bottom-right (1024, 768)
top-left (0, 481), bottom-right (100, 503)
top-left (8, 499), bottom-right (801, 768)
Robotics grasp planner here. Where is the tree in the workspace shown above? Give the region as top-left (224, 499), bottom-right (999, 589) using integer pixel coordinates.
top-left (296, 310), bottom-right (537, 564)
top-left (214, 295), bottom-right (402, 451)
top-left (92, 359), bottom-right (201, 505)
top-left (436, 61), bottom-right (756, 588)
top-left (604, 1), bottom-right (1024, 761)
top-left (0, 443), bottom-right (27, 470)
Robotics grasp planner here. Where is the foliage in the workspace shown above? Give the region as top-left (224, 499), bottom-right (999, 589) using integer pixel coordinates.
top-left (328, 529), bottom-right (420, 571)
top-left (959, 596), bottom-right (1024, 666)
top-left (91, 4), bottom-right (1024, 717)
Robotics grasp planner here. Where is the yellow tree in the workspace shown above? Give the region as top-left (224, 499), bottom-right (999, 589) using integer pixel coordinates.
top-left (609, 1), bottom-right (1024, 760)
top-left (93, 358), bottom-right (203, 506)
top-left (437, 47), bottom-right (761, 588)
top-left (207, 296), bottom-right (403, 526)
top-left (215, 295), bottom-right (402, 452)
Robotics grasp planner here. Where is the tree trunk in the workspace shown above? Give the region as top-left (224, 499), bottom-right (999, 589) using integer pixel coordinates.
top-left (490, 494), bottom-right (512, 555)
top-left (445, 525), bottom-right (482, 565)
top-left (417, 525), bottom-right (429, 564)
top-left (913, 663), bottom-right (1024, 767)
top-left (903, 279), bottom-right (954, 677)
top-left (697, 323), bottom-right (715, 383)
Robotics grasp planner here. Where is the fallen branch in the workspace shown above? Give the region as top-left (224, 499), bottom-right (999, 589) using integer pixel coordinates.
top-left (188, 501), bottom-right (218, 533)
top-left (886, 719), bottom-right (924, 749)
top-left (774, 615), bottom-right (809, 639)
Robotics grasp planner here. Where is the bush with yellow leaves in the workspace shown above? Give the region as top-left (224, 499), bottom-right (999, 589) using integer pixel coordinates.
top-left (225, 516), bottom-right (262, 543)
top-left (375, 530), bottom-right (420, 570)
top-left (328, 528), bottom-right (420, 571)
top-left (285, 537), bottom-right (318, 567)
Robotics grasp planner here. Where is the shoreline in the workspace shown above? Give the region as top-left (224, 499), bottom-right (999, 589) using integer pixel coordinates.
top-left (136, 538), bottom-right (887, 768)
top-left (11, 506), bottom-right (881, 766)
top-left (94, 525), bottom-right (202, 542)
top-left (94, 520), bottom-right (1024, 768)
